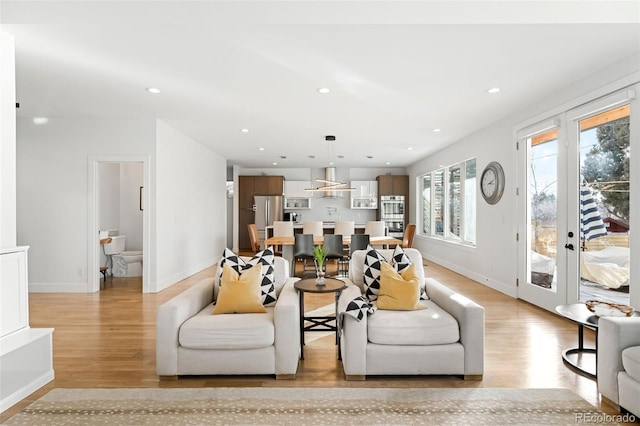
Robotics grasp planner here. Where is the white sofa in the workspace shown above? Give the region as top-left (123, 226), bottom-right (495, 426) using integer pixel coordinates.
top-left (339, 248), bottom-right (484, 380)
top-left (156, 256), bottom-right (300, 379)
top-left (598, 316), bottom-right (640, 417)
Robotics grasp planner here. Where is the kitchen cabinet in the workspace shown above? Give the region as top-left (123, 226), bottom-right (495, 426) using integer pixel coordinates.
top-left (377, 175), bottom-right (409, 197)
top-left (377, 175), bottom-right (410, 230)
top-left (284, 181), bottom-right (312, 209)
top-left (238, 175), bottom-right (284, 250)
top-left (350, 180), bottom-right (377, 209)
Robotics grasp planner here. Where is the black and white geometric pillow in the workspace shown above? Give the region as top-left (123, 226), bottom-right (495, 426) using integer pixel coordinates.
top-left (244, 246), bottom-right (277, 306)
top-left (215, 247), bottom-right (246, 286)
top-left (215, 247), bottom-right (277, 306)
top-left (391, 245), bottom-right (429, 300)
top-left (342, 296), bottom-right (377, 322)
top-left (363, 245), bottom-right (386, 301)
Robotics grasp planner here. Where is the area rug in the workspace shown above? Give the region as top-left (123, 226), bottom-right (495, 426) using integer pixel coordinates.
top-left (3, 387), bottom-right (621, 425)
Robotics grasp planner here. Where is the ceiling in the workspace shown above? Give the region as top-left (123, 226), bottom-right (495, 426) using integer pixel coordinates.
top-left (2, 1), bottom-right (639, 168)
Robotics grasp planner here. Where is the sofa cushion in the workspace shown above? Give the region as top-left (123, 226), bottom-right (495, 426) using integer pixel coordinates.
top-left (367, 300), bottom-right (460, 345)
top-left (215, 247), bottom-right (278, 306)
top-left (376, 262), bottom-right (425, 311)
top-left (179, 304), bottom-right (275, 350)
top-left (622, 345), bottom-right (640, 382)
top-left (213, 264), bottom-right (267, 315)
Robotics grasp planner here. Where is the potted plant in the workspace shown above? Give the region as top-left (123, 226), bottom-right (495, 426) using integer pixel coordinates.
top-left (313, 244), bottom-right (327, 285)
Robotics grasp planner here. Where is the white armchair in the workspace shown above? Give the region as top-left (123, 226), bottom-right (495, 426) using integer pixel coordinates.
top-left (156, 256), bottom-right (300, 379)
top-left (597, 316), bottom-right (640, 417)
top-left (339, 248), bottom-right (484, 380)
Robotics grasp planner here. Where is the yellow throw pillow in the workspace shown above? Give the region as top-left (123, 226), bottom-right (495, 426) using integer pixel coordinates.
top-left (213, 263), bottom-right (267, 314)
top-left (376, 262), bottom-right (426, 311)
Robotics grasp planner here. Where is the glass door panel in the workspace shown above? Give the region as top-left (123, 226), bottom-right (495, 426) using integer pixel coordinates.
top-left (577, 105), bottom-right (630, 305)
top-left (529, 130), bottom-right (559, 291)
top-left (518, 123), bottom-right (569, 312)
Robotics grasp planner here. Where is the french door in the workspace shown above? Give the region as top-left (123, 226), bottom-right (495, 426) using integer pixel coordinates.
top-left (518, 86), bottom-right (637, 312)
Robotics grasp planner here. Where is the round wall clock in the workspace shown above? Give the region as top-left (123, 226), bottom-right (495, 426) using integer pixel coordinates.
top-left (480, 161), bottom-right (505, 205)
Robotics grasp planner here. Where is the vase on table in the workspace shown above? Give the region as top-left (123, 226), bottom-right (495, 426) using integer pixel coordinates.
top-left (315, 260), bottom-right (326, 285)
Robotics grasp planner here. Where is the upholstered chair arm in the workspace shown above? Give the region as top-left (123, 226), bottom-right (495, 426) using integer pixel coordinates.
top-left (274, 278), bottom-right (301, 376)
top-left (597, 317), bottom-right (640, 405)
top-left (425, 277), bottom-right (485, 376)
top-left (156, 278), bottom-right (214, 376)
top-left (338, 283), bottom-right (368, 378)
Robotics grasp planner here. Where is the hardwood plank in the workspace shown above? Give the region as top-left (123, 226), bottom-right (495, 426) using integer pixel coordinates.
top-left (0, 260), bottom-right (617, 422)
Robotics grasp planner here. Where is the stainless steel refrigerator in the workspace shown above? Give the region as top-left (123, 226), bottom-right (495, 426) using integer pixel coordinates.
top-left (253, 195), bottom-right (284, 243)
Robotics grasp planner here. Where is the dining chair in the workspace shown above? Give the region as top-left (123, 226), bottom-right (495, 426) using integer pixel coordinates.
top-left (333, 221), bottom-right (355, 237)
top-left (402, 223), bottom-right (417, 248)
top-left (293, 234), bottom-right (315, 277)
top-left (323, 234), bottom-right (345, 277)
top-left (339, 233), bottom-right (370, 276)
top-left (247, 223), bottom-right (261, 253)
top-left (302, 221), bottom-right (324, 237)
top-left (272, 221), bottom-right (294, 255)
top-left (364, 220), bottom-right (386, 237)
top-left (349, 233), bottom-right (371, 256)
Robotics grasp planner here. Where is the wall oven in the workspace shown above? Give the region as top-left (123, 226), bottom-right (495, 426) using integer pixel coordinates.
top-left (380, 195), bottom-right (405, 238)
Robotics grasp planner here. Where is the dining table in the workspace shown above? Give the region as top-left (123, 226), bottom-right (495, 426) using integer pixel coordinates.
top-left (263, 235), bottom-right (403, 276)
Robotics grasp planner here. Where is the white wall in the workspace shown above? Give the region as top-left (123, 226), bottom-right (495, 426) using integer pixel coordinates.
top-left (0, 31), bottom-right (17, 248)
top-left (118, 163), bottom-right (143, 251)
top-left (154, 120), bottom-right (226, 292)
top-left (408, 52), bottom-right (640, 299)
top-left (17, 117), bottom-right (156, 291)
top-left (99, 163), bottom-right (120, 233)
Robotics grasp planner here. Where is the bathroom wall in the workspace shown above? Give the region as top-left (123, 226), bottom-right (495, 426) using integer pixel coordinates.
top-left (118, 163), bottom-right (143, 251)
top-left (99, 162), bottom-right (144, 251)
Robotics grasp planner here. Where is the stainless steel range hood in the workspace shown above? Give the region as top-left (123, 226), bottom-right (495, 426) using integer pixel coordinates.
top-left (305, 167), bottom-right (355, 198)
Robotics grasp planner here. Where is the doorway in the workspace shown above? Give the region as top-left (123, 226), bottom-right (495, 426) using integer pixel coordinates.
top-left (88, 156), bottom-right (151, 293)
top-left (517, 86), bottom-right (637, 311)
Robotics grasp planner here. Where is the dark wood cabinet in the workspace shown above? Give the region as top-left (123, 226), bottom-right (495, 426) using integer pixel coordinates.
top-left (377, 175), bottom-right (410, 228)
top-left (238, 176), bottom-right (284, 250)
top-left (377, 175), bottom-right (409, 197)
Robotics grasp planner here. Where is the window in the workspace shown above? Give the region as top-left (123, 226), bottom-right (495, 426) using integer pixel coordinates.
top-left (420, 159), bottom-right (476, 244)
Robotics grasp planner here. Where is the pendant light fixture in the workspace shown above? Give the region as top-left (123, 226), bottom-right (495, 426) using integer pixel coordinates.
top-left (305, 136), bottom-right (355, 193)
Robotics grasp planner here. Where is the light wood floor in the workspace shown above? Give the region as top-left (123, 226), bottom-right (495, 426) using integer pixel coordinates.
top-left (1, 260), bottom-right (618, 421)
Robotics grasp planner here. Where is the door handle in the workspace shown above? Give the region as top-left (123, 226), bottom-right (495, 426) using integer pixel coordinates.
top-left (564, 243), bottom-right (574, 250)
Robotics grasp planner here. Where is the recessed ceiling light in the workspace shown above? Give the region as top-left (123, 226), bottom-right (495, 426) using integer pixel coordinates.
top-left (329, 161), bottom-right (335, 165)
top-left (317, 87), bottom-right (330, 94)
top-left (33, 117), bottom-right (49, 125)
top-left (432, 128), bottom-right (441, 133)
top-left (146, 87), bottom-right (161, 94)
top-left (487, 87), bottom-right (501, 94)
top-left (386, 162), bottom-right (392, 165)
top-left (407, 147), bottom-right (413, 151)
top-left (240, 128), bottom-right (249, 133)
top-left (258, 147), bottom-right (265, 151)
top-left (272, 162), bottom-right (278, 166)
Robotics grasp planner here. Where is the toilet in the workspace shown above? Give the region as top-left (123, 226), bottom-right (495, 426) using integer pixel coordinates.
top-left (103, 235), bottom-right (143, 277)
